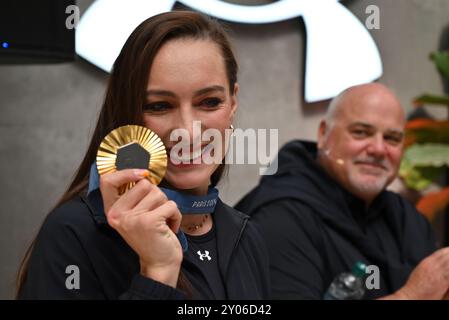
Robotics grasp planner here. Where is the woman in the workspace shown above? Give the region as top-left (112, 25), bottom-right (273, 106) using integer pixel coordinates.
top-left (17, 11), bottom-right (270, 299)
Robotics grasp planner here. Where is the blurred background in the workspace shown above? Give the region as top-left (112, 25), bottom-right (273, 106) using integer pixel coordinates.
top-left (1, 0), bottom-right (449, 299)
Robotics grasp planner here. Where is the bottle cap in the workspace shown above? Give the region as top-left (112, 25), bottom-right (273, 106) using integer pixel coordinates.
top-left (351, 261), bottom-right (367, 278)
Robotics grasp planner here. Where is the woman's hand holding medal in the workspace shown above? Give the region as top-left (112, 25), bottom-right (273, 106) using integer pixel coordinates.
top-left (100, 169), bottom-right (183, 288)
top-left (96, 125), bottom-right (182, 288)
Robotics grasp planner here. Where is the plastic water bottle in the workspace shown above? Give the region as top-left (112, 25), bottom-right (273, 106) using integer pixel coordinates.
top-left (324, 262), bottom-right (367, 300)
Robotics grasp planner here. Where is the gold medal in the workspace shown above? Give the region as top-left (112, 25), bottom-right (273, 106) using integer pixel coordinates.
top-left (96, 125), bottom-right (167, 193)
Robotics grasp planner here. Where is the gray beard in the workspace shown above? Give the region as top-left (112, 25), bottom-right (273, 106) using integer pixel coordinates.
top-left (348, 172), bottom-right (389, 196)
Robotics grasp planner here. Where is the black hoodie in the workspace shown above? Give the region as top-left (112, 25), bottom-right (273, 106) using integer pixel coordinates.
top-left (236, 140), bottom-right (436, 299)
top-left (19, 195), bottom-right (270, 299)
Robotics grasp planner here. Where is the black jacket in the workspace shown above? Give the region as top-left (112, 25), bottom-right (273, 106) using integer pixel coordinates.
top-left (19, 195), bottom-right (270, 299)
top-left (236, 140), bottom-right (436, 299)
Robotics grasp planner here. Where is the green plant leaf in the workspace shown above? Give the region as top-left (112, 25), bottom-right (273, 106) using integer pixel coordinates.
top-left (414, 94), bottom-right (449, 107)
top-left (399, 158), bottom-right (444, 191)
top-left (403, 143), bottom-right (449, 167)
top-left (430, 51), bottom-right (449, 79)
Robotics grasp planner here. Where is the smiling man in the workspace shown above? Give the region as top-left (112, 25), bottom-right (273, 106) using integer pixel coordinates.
top-left (236, 83), bottom-right (449, 300)
top-left (317, 83), bottom-right (405, 206)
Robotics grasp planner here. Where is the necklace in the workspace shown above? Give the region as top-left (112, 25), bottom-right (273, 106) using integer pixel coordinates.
top-left (184, 214), bottom-right (209, 232)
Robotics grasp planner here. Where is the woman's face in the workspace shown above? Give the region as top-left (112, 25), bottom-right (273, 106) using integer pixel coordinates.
top-left (143, 38), bottom-right (238, 194)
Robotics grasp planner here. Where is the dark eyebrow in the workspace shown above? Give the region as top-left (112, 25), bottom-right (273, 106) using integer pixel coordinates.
top-left (146, 89), bottom-right (176, 98)
top-left (193, 85), bottom-right (225, 97)
top-left (146, 85), bottom-right (225, 98)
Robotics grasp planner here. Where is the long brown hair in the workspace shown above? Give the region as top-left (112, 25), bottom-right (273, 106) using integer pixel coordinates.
top-left (16, 10), bottom-right (238, 298)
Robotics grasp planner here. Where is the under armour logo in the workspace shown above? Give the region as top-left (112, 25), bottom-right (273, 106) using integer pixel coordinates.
top-left (197, 250), bottom-right (212, 261)
top-left (76, 0), bottom-right (382, 102)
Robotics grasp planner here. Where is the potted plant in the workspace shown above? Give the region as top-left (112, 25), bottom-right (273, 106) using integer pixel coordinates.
top-left (399, 51), bottom-right (449, 224)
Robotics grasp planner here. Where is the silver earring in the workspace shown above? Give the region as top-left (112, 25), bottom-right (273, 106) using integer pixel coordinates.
top-left (230, 124), bottom-right (234, 133)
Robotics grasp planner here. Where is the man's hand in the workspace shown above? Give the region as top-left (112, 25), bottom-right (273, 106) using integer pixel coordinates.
top-left (383, 247), bottom-right (449, 300)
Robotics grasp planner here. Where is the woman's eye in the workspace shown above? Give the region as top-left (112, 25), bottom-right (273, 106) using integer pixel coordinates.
top-left (200, 97), bottom-right (223, 109)
top-left (143, 102), bottom-right (172, 113)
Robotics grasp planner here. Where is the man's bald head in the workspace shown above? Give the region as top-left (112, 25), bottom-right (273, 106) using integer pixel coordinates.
top-left (318, 83), bottom-right (406, 204)
top-left (325, 83), bottom-right (405, 129)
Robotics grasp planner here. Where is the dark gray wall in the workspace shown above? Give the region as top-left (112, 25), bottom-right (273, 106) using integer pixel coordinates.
top-left (1, 0), bottom-right (449, 299)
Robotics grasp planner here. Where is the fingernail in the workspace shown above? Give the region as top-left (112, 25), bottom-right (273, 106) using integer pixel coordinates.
top-left (134, 169), bottom-right (149, 178)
